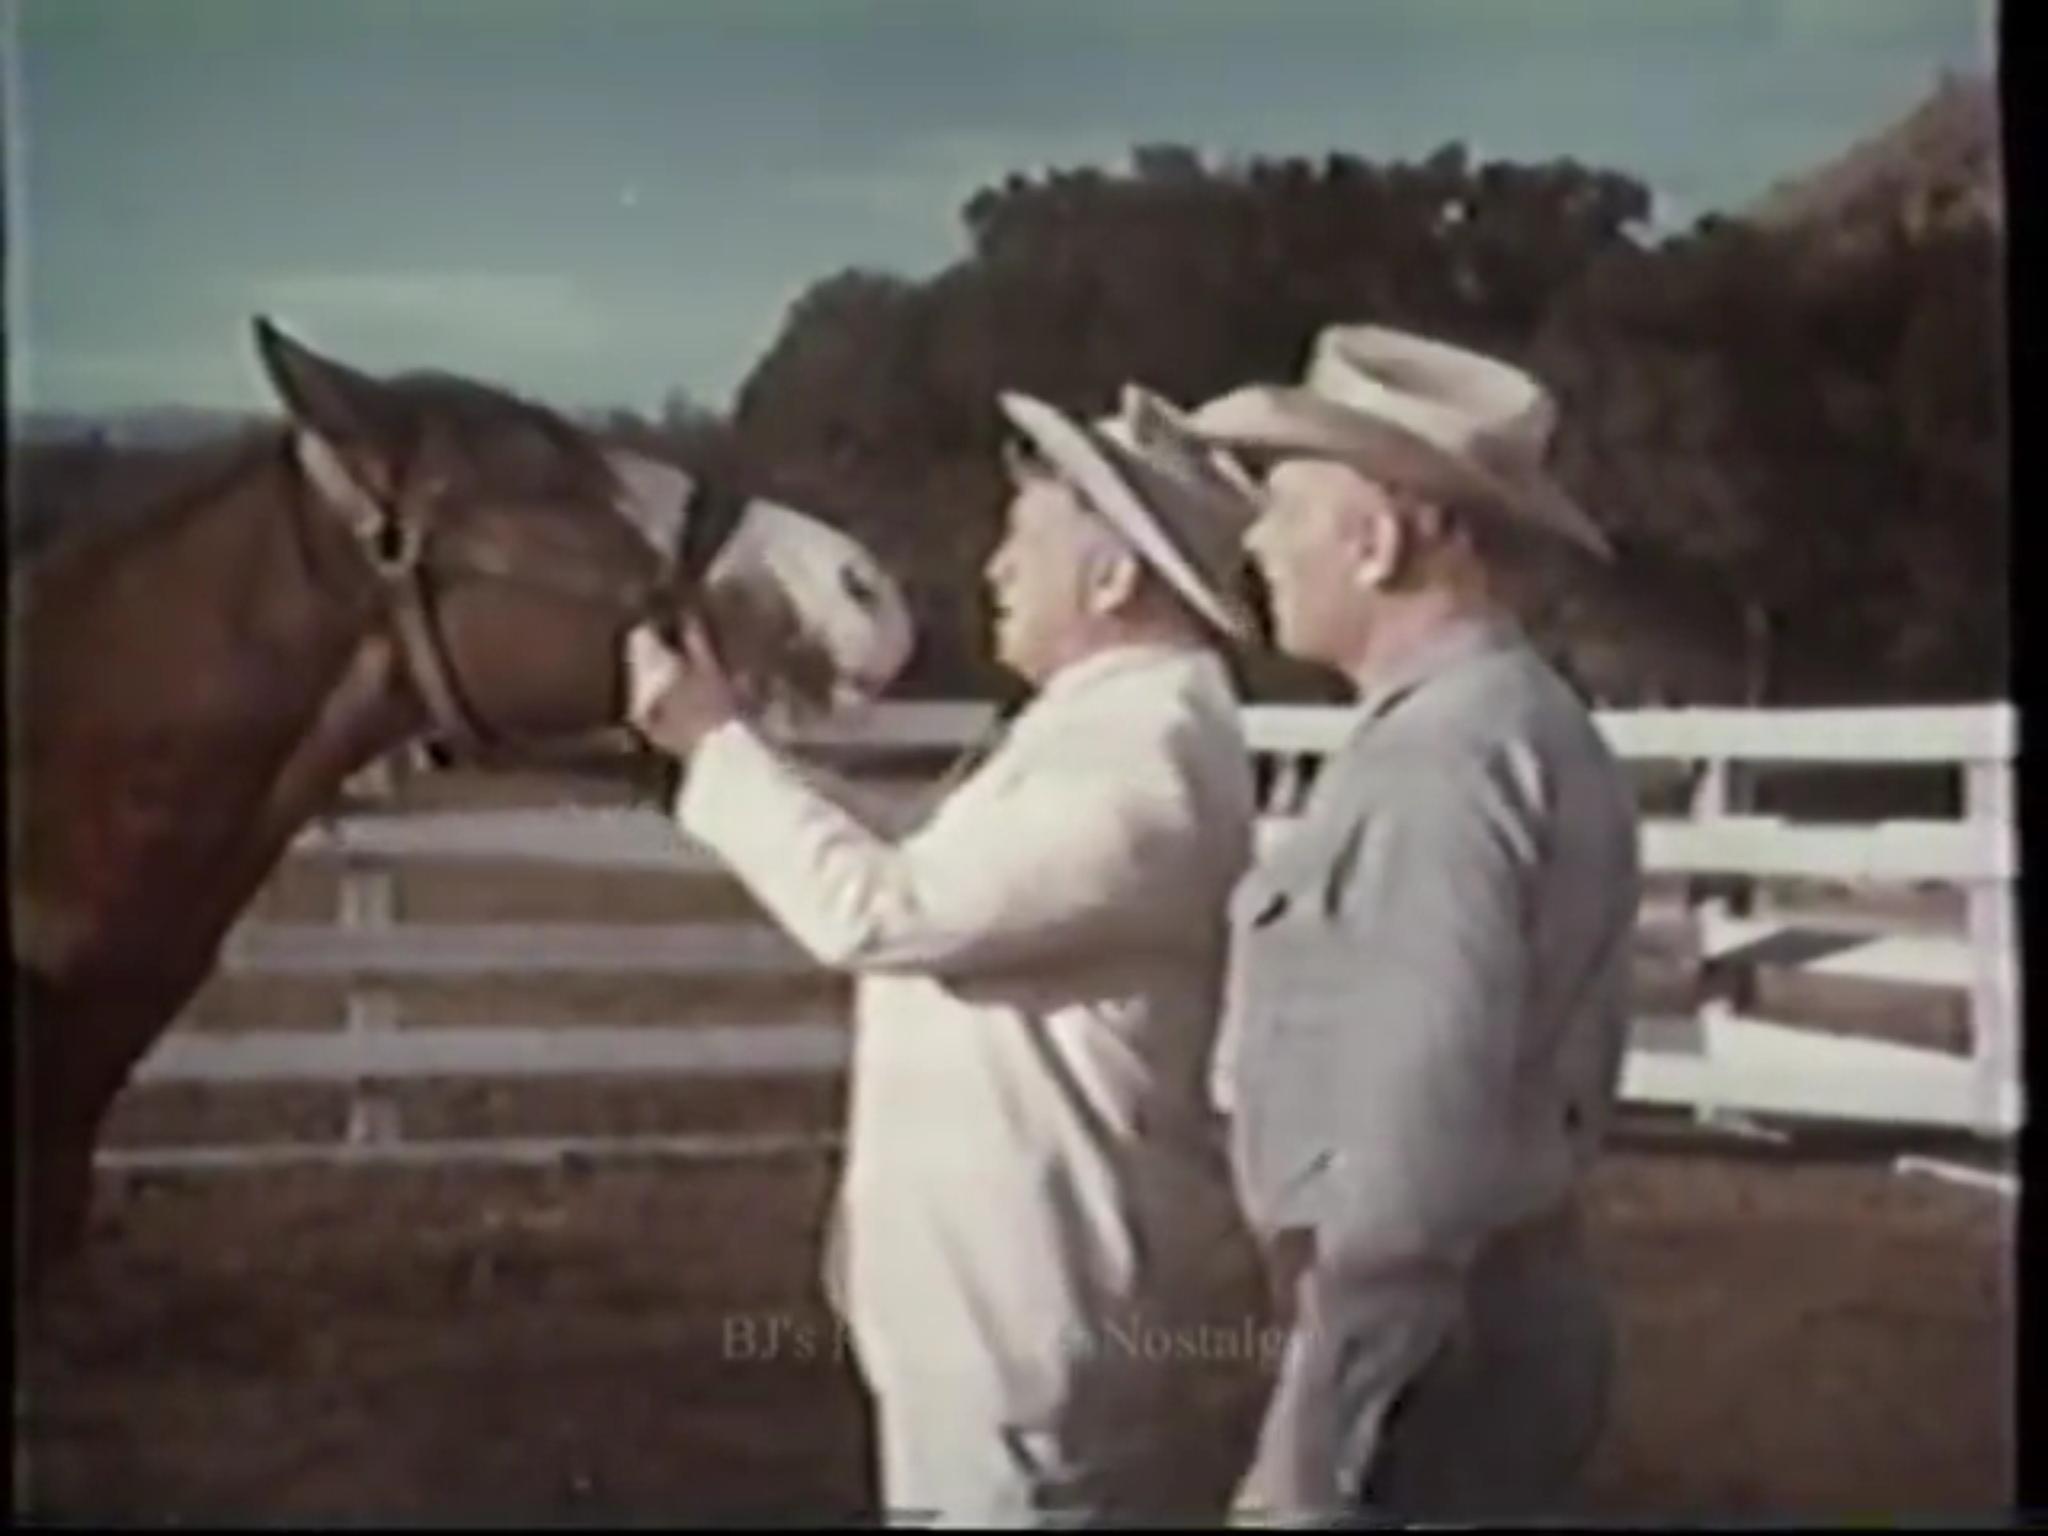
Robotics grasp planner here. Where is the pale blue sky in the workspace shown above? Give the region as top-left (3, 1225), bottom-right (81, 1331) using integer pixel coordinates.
top-left (6, 0), bottom-right (1996, 417)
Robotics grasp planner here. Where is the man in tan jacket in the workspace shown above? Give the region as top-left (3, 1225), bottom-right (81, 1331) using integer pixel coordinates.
top-left (625, 387), bottom-right (1268, 1526)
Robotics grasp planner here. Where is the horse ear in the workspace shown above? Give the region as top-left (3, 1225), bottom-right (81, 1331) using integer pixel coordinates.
top-left (252, 317), bottom-right (400, 502)
top-left (600, 448), bottom-right (696, 565)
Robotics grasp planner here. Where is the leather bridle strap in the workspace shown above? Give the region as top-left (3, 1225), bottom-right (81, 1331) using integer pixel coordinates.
top-left (387, 555), bottom-right (496, 751)
top-left (375, 516), bottom-right (668, 755)
top-left (294, 429), bottom-right (671, 755)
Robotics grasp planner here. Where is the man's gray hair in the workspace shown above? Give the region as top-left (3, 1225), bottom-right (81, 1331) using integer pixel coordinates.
top-left (1385, 483), bottom-right (1540, 573)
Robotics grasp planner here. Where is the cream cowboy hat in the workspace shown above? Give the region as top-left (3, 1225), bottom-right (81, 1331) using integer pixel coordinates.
top-left (998, 384), bottom-right (1263, 641)
top-left (1188, 324), bottom-right (1611, 559)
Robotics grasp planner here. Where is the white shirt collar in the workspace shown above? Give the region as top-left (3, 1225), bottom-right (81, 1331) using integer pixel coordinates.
top-left (1037, 640), bottom-right (1224, 706)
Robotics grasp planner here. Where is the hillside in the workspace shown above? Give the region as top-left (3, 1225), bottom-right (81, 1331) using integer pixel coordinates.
top-left (1746, 72), bottom-right (2001, 239)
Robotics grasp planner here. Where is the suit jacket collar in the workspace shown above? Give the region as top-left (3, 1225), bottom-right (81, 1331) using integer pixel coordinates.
top-left (1039, 640), bottom-right (1225, 707)
top-left (978, 642), bottom-right (1224, 766)
top-left (1355, 612), bottom-right (1522, 727)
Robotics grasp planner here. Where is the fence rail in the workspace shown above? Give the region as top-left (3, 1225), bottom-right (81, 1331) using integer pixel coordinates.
top-left (112, 701), bottom-right (2022, 1168)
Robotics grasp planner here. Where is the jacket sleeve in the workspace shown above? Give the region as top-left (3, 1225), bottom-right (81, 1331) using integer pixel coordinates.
top-left (673, 718), bottom-right (1199, 975)
top-left (1263, 744), bottom-right (1545, 1271)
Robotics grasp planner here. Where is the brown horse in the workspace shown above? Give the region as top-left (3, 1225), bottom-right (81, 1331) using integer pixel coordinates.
top-left (8, 319), bottom-right (912, 1287)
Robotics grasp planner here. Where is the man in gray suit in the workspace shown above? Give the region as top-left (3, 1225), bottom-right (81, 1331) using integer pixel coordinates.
top-left (1187, 324), bottom-right (1642, 1522)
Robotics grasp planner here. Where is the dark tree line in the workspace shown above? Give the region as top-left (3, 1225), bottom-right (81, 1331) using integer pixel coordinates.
top-left (1534, 205), bottom-right (2005, 706)
top-left (713, 144), bottom-right (1663, 701)
top-left (642, 124), bottom-right (2004, 707)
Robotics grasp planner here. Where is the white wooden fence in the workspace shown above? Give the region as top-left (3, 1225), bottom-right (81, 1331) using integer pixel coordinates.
top-left (107, 702), bottom-right (2021, 1170)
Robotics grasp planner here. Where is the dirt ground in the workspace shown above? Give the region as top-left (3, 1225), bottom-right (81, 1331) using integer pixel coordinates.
top-left (14, 1121), bottom-right (2016, 1526)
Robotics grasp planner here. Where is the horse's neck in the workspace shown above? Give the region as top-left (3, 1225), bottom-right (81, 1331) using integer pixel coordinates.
top-left (13, 441), bottom-right (419, 992)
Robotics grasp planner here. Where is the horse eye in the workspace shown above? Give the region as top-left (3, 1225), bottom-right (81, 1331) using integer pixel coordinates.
top-left (840, 564), bottom-right (881, 610)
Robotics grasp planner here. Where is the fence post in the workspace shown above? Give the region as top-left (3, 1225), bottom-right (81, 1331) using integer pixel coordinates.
top-left (1267, 755), bottom-right (1299, 818)
top-left (1263, 753), bottom-right (1316, 819)
top-left (1689, 753), bottom-right (1730, 822)
top-left (1685, 750), bottom-right (1762, 1131)
top-left (1965, 758), bottom-right (2018, 1134)
top-left (339, 753), bottom-right (403, 1151)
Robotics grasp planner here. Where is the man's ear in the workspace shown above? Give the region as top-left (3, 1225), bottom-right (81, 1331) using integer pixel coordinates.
top-left (253, 315), bottom-right (403, 508)
top-left (1084, 543), bottom-right (1146, 617)
top-left (1351, 496), bottom-right (1406, 592)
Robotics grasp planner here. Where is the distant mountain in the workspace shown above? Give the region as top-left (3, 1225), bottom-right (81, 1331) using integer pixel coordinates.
top-left (10, 405), bottom-right (268, 449)
top-left (1746, 71), bottom-right (2001, 239)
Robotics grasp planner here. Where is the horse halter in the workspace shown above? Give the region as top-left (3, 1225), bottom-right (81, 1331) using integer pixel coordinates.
top-left (295, 430), bottom-right (681, 755)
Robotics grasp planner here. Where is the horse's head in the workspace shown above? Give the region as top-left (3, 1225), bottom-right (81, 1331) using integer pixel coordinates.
top-left (253, 318), bottom-right (913, 749)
